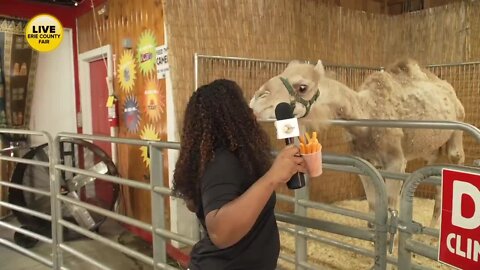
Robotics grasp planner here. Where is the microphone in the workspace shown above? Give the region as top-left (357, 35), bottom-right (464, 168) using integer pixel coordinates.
top-left (274, 102), bottom-right (306, 189)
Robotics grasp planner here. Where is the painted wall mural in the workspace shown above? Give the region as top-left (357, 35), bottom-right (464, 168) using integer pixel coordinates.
top-left (144, 77), bottom-right (165, 123)
top-left (137, 30), bottom-right (157, 76)
top-left (139, 123), bottom-right (160, 168)
top-left (123, 95), bottom-right (141, 134)
top-left (77, 1), bottom-right (169, 226)
top-left (118, 50), bottom-right (136, 93)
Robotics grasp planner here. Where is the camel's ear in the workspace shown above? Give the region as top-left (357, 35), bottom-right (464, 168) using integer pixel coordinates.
top-left (287, 60), bottom-right (301, 68)
top-left (314, 60), bottom-right (325, 77)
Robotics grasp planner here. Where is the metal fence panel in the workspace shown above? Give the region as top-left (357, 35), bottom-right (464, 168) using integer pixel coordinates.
top-left (0, 129), bottom-right (54, 268)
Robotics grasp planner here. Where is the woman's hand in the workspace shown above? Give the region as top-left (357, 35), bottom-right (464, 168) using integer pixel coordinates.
top-left (204, 145), bottom-right (307, 249)
top-left (264, 145), bottom-right (307, 188)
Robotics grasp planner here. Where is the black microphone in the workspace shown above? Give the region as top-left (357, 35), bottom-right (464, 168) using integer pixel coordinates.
top-left (274, 102), bottom-right (306, 189)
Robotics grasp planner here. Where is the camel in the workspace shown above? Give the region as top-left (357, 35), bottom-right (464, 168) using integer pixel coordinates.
top-left (249, 58), bottom-right (465, 228)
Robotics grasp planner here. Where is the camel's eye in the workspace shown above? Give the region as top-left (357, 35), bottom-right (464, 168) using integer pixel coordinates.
top-left (258, 90), bottom-right (270, 99)
top-left (298, 84), bottom-right (308, 94)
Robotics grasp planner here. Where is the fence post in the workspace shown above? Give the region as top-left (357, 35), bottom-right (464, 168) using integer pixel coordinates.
top-left (398, 165), bottom-right (444, 270)
top-left (398, 177), bottom-right (417, 269)
top-left (150, 144), bottom-right (167, 269)
top-left (294, 176), bottom-right (309, 269)
top-left (324, 154), bottom-right (388, 270)
top-left (194, 53), bottom-right (199, 90)
top-left (51, 135), bottom-right (63, 269)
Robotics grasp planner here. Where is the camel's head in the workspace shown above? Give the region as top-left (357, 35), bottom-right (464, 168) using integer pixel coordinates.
top-left (249, 60), bottom-right (325, 121)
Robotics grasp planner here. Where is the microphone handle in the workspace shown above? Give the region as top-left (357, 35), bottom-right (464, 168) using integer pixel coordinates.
top-left (283, 137), bottom-right (306, 189)
top-left (285, 138), bottom-right (294, 145)
top-left (287, 171), bottom-right (306, 189)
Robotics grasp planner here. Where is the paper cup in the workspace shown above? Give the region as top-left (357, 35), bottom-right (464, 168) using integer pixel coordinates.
top-left (302, 151), bottom-right (323, 177)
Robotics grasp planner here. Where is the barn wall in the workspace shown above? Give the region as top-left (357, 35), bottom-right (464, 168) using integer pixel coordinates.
top-left (294, 2), bottom-right (388, 66)
top-left (384, 1), bottom-right (480, 63)
top-left (338, 0), bottom-right (385, 13)
top-left (163, 0), bottom-right (392, 204)
top-left (385, 1), bottom-right (480, 198)
top-left (384, 2), bottom-right (468, 65)
top-left (164, 0), bottom-right (480, 204)
top-left (467, 0), bottom-right (480, 60)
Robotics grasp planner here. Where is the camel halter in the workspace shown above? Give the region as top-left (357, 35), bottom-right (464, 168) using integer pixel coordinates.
top-left (279, 77), bottom-right (320, 118)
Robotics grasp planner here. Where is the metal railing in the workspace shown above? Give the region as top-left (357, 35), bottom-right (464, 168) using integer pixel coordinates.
top-left (51, 133), bottom-right (183, 270)
top-left (0, 129), bottom-right (54, 267)
top-left (0, 129), bottom-right (393, 270)
top-left (275, 153), bottom-right (389, 270)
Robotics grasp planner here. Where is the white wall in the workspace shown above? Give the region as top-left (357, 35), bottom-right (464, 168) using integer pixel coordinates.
top-left (165, 24), bottom-right (200, 246)
top-left (29, 28), bottom-right (77, 146)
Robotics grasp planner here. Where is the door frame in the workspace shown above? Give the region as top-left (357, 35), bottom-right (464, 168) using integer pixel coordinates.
top-left (78, 45), bottom-right (117, 164)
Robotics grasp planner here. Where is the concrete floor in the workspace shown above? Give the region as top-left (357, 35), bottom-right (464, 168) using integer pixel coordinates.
top-left (0, 215), bottom-right (294, 270)
top-left (0, 215), bottom-right (158, 270)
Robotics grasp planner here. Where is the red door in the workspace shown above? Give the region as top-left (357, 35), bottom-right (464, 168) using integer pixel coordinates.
top-left (86, 59), bottom-right (114, 206)
top-left (89, 59), bottom-right (111, 156)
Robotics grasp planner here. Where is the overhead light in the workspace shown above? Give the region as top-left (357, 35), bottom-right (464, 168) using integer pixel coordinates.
top-left (72, 0), bottom-right (84, 7)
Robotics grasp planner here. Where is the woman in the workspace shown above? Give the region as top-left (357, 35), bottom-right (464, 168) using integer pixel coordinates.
top-left (172, 79), bottom-right (307, 270)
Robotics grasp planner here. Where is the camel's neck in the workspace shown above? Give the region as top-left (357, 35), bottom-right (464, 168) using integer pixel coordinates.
top-left (305, 78), bottom-right (369, 137)
top-left (315, 78), bottom-right (367, 120)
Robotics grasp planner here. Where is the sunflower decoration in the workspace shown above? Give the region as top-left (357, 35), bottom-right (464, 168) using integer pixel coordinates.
top-left (144, 77), bottom-right (166, 123)
top-left (136, 30), bottom-right (157, 76)
top-left (118, 50), bottom-right (136, 93)
top-left (139, 124), bottom-right (160, 168)
top-left (123, 95), bottom-right (141, 134)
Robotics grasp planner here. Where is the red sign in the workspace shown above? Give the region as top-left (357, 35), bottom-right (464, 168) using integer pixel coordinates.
top-left (438, 169), bottom-right (480, 270)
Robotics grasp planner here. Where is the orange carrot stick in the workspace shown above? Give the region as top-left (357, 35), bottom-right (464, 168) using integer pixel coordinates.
top-left (300, 143), bottom-right (306, 154)
top-left (305, 132), bottom-right (311, 144)
top-left (299, 135), bottom-right (306, 145)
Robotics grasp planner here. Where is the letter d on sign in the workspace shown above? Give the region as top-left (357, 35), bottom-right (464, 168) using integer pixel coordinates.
top-left (439, 169), bottom-right (480, 270)
top-left (452, 181), bottom-right (480, 230)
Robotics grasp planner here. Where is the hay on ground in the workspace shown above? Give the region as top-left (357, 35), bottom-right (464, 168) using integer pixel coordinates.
top-left (278, 198), bottom-right (450, 270)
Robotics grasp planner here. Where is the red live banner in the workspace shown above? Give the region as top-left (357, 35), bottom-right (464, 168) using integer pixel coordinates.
top-left (438, 169), bottom-right (480, 270)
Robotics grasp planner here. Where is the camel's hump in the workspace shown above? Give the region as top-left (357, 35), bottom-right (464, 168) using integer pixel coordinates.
top-left (385, 58), bottom-right (432, 81)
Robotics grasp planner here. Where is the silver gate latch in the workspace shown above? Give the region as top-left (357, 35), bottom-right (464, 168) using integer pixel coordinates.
top-left (388, 208), bottom-right (399, 254)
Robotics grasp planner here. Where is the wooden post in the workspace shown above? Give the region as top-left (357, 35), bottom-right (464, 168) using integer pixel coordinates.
top-left (0, 140), bottom-right (10, 218)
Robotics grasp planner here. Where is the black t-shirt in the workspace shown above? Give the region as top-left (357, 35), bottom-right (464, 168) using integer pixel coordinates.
top-left (188, 149), bottom-right (280, 270)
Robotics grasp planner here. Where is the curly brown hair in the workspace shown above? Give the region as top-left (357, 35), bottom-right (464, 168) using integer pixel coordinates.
top-left (172, 79), bottom-right (273, 208)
